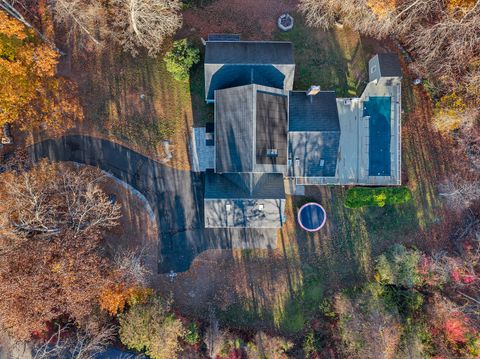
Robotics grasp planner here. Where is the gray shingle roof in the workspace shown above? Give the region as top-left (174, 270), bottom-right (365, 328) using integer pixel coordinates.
top-left (215, 85), bottom-right (288, 173)
top-left (215, 85), bottom-right (255, 172)
top-left (288, 91), bottom-right (341, 177)
top-left (204, 198), bottom-right (285, 228)
top-left (255, 91), bottom-right (288, 166)
top-left (205, 41), bottom-right (294, 64)
top-left (205, 172), bottom-right (285, 199)
top-left (289, 131), bottom-right (340, 177)
top-left (204, 172), bottom-right (285, 228)
top-left (208, 34), bottom-right (241, 42)
top-left (377, 53), bottom-right (402, 77)
top-left (289, 91), bottom-right (340, 131)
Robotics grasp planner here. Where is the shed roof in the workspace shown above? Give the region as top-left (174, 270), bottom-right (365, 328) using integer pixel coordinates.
top-left (377, 53), bottom-right (402, 77)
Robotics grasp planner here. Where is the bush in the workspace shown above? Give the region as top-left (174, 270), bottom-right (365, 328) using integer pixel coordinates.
top-left (375, 244), bottom-right (423, 288)
top-left (246, 332), bottom-right (293, 359)
top-left (303, 330), bottom-right (324, 358)
top-left (164, 39), bottom-right (200, 81)
top-left (185, 322), bottom-right (200, 345)
top-left (344, 187), bottom-right (412, 208)
top-left (118, 297), bottom-right (185, 359)
top-left (334, 287), bottom-right (402, 358)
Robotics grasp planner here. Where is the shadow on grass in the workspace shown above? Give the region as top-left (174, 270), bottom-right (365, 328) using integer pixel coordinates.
top-left (189, 43), bottom-right (214, 127)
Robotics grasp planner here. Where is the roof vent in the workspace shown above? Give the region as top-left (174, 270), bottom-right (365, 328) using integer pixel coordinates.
top-left (306, 85), bottom-right (321, 96)
top-left (266, 148), bottom-right (278, 157)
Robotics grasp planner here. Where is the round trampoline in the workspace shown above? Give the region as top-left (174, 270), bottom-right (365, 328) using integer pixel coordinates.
top-left (297, 202), bottom-right (327, 232)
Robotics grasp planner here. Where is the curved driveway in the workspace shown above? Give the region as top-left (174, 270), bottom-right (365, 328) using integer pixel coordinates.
top-left (29, 135), bottom-right (278, 273)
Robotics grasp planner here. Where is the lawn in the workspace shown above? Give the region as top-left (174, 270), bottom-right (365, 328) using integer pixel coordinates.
top-left (44, 39), bottom-right (196, 170)
top-left (274, 13), bottom-right (369, 96)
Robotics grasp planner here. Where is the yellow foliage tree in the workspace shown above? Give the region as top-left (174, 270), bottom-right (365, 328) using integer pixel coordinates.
top-left (367, 0), bottom-right (397, 19)
top-left (447, 0), bottom-right (477, 11)
top-left (0, 11), bottom-right (83, 130)
top-left (100, 284), bottom-right (153, 315)
top-left (432, 92), bottom-right (468, 133)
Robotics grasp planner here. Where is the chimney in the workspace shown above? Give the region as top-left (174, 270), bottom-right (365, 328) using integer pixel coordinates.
top-left (306, 85), bottom-right (321, 96)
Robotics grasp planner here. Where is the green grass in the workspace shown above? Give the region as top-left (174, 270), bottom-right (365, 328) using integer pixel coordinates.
top-left (189, 59), bottom-right (214, 126)
top-left (274, 13), bottom-right (369, 96)
top-left (81, 49), bottom-right (191, 149)
top-left (345, 187), bottom-right (412, 208)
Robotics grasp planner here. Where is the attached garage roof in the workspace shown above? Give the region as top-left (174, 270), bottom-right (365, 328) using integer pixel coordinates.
top-left (205, 172), bottom-right (285, 200)
top-left (204, 172), bottom-right (285, 229)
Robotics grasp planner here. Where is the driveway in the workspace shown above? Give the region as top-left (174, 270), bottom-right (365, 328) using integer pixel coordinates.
top-left (29, 135), bottom-right (278, 273)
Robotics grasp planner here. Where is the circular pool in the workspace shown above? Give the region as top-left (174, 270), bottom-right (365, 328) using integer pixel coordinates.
top-left (297, 202), bottom-right (327, 232)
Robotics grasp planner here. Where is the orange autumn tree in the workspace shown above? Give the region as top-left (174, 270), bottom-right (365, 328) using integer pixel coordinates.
top-left (100, 284), bottom-right (153, 316)
top-left (0, 11), bottom-right (83, 130)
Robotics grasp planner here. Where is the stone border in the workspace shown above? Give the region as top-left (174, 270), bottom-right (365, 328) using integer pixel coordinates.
top-left (278, 13), bottom-right (294, 31)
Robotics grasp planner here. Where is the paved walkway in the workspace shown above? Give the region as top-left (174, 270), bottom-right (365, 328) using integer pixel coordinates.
top-left (190, 127), bottom-right (214, 172)
top-left (29, 135), bottom-right (278, 273)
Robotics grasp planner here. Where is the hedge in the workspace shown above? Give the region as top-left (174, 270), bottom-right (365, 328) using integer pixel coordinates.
top-left (344, 187), bottom-right (412, 208)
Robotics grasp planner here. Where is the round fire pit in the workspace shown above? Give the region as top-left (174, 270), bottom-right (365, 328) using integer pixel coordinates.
top-left (278, 13), bottom-right (294, 31)
top-left (297, 202), bottom-right (327, 232)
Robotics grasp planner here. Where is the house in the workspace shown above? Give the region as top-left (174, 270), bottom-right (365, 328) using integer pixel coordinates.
top-left (200, 36), bottom-right (402, 229)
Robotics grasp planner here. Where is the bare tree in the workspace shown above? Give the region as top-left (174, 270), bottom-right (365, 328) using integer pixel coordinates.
top-left (405, 2), bottom-right (480, 86)
top-left (456, 118), bottom-right (480, 171)
top-left (0, 161), bottom-right (121, 243)
top-left (111, 0), bottom-right (182, 56)
top-left (0, 161), bottom-right (122, 340)
top-left (298, 0), bottom-right (479, 92)
top-left (47, 0), bottom-right (111, 47)
top-left (438, 174), bottom-right (480, 210)
top-left (113, 247), bottom-right (152, 286)
top-left (297, 0), bottom-right (339, 29)
top-left (32, 322), bottom-right (116, 359)
top-left (204, 307), bottom-right (225, 359)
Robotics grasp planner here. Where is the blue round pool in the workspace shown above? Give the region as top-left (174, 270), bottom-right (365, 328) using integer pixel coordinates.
top-left (297, 203), bottom-right (327, 232)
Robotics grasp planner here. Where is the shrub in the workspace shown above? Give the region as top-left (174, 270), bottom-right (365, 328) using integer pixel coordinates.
top-left (303, 330), bottom-right (324, 358)
top-left (185, 322), bottom-right (200, 345)
top-left (344, 187), bottom-right (412, 208)
top-left (375, 244), bottom-right (423, 288)
top-left (118, 297), bottom-right (185, 359)
top-left (246, 332), bottom-right (293, 359)
top-left (334, 287), bottom-right (402, 358)
top-left (164, 39), bottom-right (200, 81)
